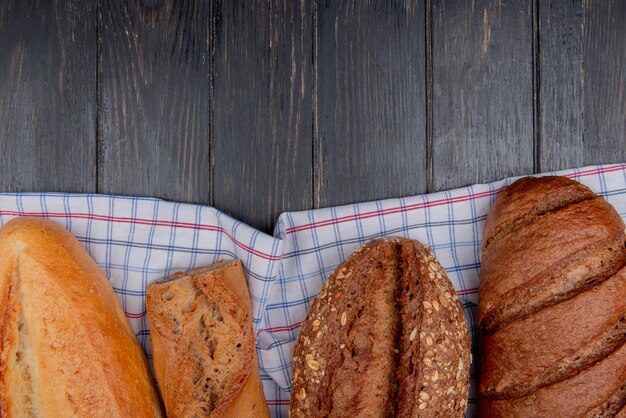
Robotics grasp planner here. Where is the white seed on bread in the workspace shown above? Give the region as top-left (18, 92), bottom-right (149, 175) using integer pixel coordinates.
top-left (290, 238), bottom-right (471, 418)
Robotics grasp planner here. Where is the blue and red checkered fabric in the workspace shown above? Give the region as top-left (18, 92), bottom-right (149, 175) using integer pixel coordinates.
top-left (1, 163), bottom-right (625, 417)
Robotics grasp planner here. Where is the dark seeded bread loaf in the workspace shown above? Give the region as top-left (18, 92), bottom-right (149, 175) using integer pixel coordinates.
top-left (146, 260), bottom-right (269, 418)
top-left (290, 237), bottom-right (471, 417)
top-left (479, 176), bottom-right (626, 417)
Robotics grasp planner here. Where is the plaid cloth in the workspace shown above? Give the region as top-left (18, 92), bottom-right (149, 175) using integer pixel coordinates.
top-left (1, 163), bottom-right (625, 417)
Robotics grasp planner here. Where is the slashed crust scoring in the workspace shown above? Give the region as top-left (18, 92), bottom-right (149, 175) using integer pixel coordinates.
top-left (479, 176), bottom-right (626, 417)
top-left (290, 237), bottom-right (471, 418)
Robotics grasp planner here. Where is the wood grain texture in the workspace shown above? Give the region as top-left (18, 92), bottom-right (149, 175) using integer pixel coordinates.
top-left (1, 1), bottom-right (625, 228)
top-left (539, 0), bottom-right (626, 171)
top-left (431, 0), bottom-right (534, 190)
top-left (0, 0), bottom-right (96, 192)
top-left (315, 0), bottom-right (427, 208)
top-left (212, 0), bottom-right (312, 232)
top-left (99, 0), bottom-right (210, 203)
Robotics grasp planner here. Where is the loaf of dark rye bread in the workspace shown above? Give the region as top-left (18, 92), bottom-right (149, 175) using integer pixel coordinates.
top-left (290, 237), bottom-right (471, 417)
top-left (479, 176), bottom-right (626, 417)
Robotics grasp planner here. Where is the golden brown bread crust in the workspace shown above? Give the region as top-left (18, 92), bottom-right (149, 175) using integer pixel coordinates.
top-left (479, 196), bottom-right (626, 330)
top-left (480, 233), bottom-right (625, 333)
top-left (479, 176), bottom-right (626, 417)
top-left (479, 342), bottom-right (626, 418)
top-left (480, 268), bottom-right (626, 398)
top-left (146, 260), bottom-right (269, 418)
top-left (482, 175), bottom-right (596, 251)
top-left (0, 217), bottom-right (163, 418)
top-left (290, 238), bottom-right (471, 417)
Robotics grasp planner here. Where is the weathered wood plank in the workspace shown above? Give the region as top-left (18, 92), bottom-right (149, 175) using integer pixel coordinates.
top-left (212, 0), bottom-right (313, 232)
top-left (539, 0), bottom-right (626, 171)
top-left (99, 0), bottom-right (210, 203)
top-left (0, 0), bottom-right (96, 192)
top-left (315, 0), bottom-right (427, 207)
top-left (431, 0), bottom-right (534, 190)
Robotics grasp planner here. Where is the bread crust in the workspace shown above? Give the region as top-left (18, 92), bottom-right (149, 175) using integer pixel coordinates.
top-left (146, 259), bottom-right (269, 418)
top-left (0, 217), bottom-right (163, 417)
top-left (479, 343), bottom-right (626, 418)
top-left (479, 196), bottom-right (625, 328)
top-left (479, 176), bottom-right (626, 417)
top-left (290, 237), bottom-right (471, 417)
top-left (482, 176), bottom-right (596, 251)
top-left (480, 268), bottom-right (626, 398)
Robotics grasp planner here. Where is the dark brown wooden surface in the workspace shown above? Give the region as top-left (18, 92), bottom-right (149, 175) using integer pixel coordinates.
top-left (431, 0), bottom-right (534, 191)
top-left (539, 0), bottom-right (626, 171)
top-left (0, 0), bottom-right (96, 192)
top-left (99, 0), bottom-right (210, 203)
top-left (212, 0), bottom-right (313, 231)
top-left (0, 0), bottom-right (624, 232)
top-left (315, 0), bottom-right (427, 207)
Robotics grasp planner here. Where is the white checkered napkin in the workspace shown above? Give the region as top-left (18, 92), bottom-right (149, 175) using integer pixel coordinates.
top-left (1, 163), bottom-right (626, 418)
top-left (261, 163), bottom-right (626, 417)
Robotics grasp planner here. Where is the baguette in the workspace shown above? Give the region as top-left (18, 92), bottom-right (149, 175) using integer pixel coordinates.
top-left (146, 259), bottom-right (269, 418)
top-left (479, 176), bottom-right (626, 417)
top-left (290, 237), bottom-right (471, 417)
top-left (0, 217), bottom-right (163, 417)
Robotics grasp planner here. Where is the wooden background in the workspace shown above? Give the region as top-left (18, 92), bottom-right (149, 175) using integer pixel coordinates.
top-left (0, 0), bottom-right (624, 233)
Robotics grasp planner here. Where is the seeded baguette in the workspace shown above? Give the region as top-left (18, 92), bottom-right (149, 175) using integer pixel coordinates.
top-left (290, 237), bottom-right (471, 417)
top-left (479, 176), bottom-right (626, 417)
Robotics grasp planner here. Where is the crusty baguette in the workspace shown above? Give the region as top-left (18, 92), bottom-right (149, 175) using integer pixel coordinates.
top-left (290, 237), bottom-right (471, 417)
top-left (479, 176), bottom-right (626, 417)
top-left (0, 217), bottom-right (164, 417)
top-left (146, 259), bottom-right (269, 418)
